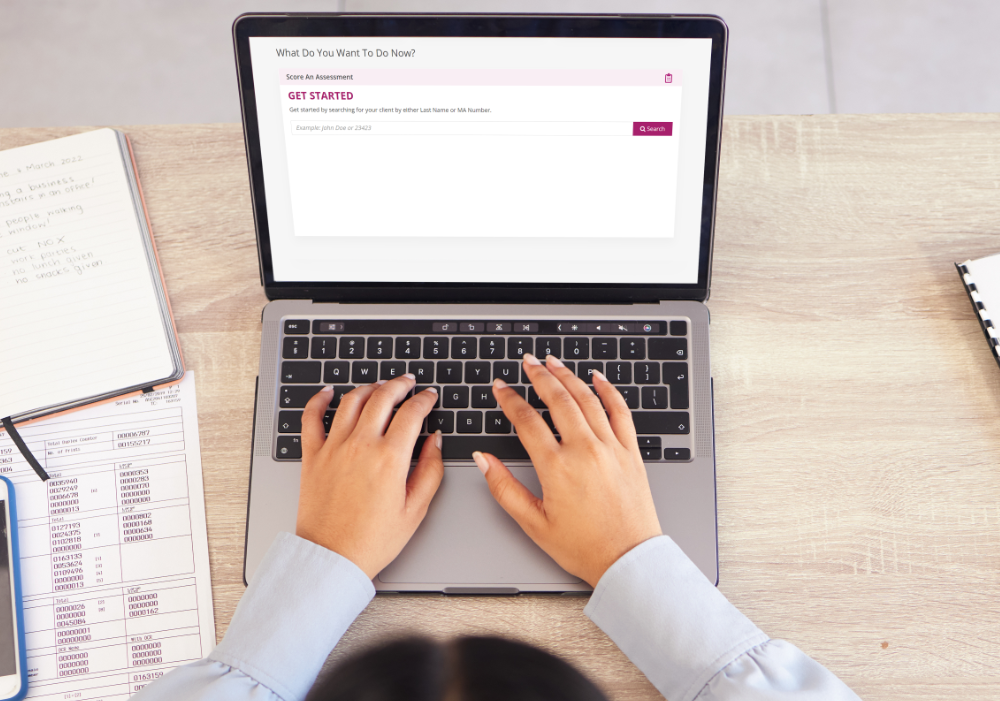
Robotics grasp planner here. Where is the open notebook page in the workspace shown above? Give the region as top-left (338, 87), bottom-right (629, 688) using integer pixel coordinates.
top-left (964, 253), bottom-right (1000, 315)
top-left (0, 129), bottom-right (175, 420)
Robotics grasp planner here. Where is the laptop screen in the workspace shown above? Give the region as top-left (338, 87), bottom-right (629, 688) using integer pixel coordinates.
top-left (236, 16), bottom-right (726, 300)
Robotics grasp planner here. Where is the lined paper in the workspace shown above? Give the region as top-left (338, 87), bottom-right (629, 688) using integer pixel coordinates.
top-left (0, 129), bottom-right (175, 420)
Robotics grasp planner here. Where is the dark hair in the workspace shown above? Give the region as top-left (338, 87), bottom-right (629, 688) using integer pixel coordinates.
top-left (307, 636), bottom-right (610, 701)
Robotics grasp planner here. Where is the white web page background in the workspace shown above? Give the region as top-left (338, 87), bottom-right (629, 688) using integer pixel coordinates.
top-left (250, 36), bottom-right (713, 284)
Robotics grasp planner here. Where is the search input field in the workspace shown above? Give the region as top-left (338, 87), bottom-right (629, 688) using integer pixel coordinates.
top-left (290, 121), bottom-right (631, 136)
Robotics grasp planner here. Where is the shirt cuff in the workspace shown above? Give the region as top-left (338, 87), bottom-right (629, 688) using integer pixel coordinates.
top-left (584, 535), bottom-right (768, 701)
top-left (210, 532), bottom-right (375, 701)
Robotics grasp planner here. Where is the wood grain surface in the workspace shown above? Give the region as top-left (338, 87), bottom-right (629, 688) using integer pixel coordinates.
top-left (2, 114), bottom-right (998, 700)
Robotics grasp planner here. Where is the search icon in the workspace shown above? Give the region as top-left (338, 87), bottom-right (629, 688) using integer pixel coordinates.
top-left (640, 126), bottom-right (646, 132)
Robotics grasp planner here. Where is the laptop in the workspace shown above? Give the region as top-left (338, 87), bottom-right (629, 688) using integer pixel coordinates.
top-left (234, 13), bottom-right (727, 592)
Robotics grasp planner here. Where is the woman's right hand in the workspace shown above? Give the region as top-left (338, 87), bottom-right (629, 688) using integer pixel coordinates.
top-left (473, 353), bottom-right (663, 587)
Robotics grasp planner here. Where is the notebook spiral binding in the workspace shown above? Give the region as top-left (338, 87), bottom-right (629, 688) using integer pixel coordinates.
top-left (956, 263), bottom-right (1000, 370)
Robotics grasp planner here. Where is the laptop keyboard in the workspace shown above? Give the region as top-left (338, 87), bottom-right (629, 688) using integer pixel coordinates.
top-left (273, 319), bottom-right (692, 463)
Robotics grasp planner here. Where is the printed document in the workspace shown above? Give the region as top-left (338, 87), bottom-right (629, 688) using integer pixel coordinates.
top-left (0, 372), bottom-right (213, 700)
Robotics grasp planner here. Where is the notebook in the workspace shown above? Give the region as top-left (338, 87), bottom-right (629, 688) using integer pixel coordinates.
top-left (0, 129), bottom-right (184, 426)
top-left (234, 14), bottom-right (727, 591)
top-left (956, 253), bottom-right (1000, 369)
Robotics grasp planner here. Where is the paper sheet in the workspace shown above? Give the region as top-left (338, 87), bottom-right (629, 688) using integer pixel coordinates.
top-left (0, 372), bottom-right (214, 699)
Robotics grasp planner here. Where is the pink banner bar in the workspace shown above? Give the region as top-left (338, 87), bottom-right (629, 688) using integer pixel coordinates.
top-left (280, 69), bottom-right (682, 86)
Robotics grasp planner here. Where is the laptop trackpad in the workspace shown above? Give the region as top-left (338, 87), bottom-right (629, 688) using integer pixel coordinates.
top-left (378, 465), bottom-right (581, 585)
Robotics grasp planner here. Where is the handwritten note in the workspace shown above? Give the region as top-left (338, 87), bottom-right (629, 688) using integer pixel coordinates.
top-left (0, 129), bottom-right (176, 420)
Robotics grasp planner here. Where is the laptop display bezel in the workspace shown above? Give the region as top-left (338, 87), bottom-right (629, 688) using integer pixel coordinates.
top-left (234, 13), bottom-right (727, 303)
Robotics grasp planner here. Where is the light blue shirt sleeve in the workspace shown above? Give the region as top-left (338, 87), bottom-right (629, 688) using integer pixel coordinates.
top-left (584, 535), bottom-right (861, 701)
top-left (133, 531), bottom-right (374, 701)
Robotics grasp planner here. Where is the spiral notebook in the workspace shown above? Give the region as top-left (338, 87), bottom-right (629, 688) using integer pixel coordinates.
top-left (0, 129), bottom-right (184, 476)
top-left (956, 252), bottom-right (1000, 370)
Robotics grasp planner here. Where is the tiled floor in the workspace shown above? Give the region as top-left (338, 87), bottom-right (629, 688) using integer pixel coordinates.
top-left (1, 0), bottom-right (998, 128)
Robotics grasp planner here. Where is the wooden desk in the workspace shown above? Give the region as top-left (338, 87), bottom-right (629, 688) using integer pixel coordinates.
top-left (2, 114), bottom-right (998, 700)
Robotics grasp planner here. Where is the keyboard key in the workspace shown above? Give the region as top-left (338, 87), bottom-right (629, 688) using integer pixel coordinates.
top-left (465, 362), bottom-right (491, 384)
top-left (275, 435), bottom-right (302, 459)
top-left (527, 387), bottom-right (546, 409)
top-left (395, 337), bottom-right (421, 359)
top-left (634, 362), bottom-right (660, 384)
top-left (428, 411), bottom-right (454, 433)
top-left (323, 361), bottom-right (349, 383)
top-left (283, 319), bottom-right (309, 335)
top-left (340, 337), bottom-right (365, 358)
top-left (282, 337), bottom-right (308, 359)
top-left (277, 411), bottom-right (302, 433)
top-left (436, 361), bottom-right (463, 383)
top-left (486, 322), bottom-right (511, 333)
top-left (408, 361), bottom-right (434, 383)
top-left (663, 362), bottom-right (689, 410)
top-left (508, 385), bottom-right (527, 399)
top-left (423, 337), bottom-right (449, 359)
top-left (664, 448), bottom-right (691, 460)
top-left (281, 361), bottom-right (321, 383)
top-left (669, 320), bottom-right (688, 336)
top-left (493, 362), bottom-right (520, 384)
top-left (441, 436), bottom-right (529, 460)
top-left (323, 412), bottom-right (334, 432)
top-left (578, 362), bottom-right (603, 384)
top-left (311, 337), bottom-right (337, 359)
top-left (620, 338), bottom-right (645, 359)
top-left (618, 386), bottom-right (640, 409)
top-left (279, 385), bottom-right (321, 409)
top-left (641, 386), bottom-right (667, 409)
top-left (631, 412), bottom-right (689, 434)
top-left (649, 338), bottom-right (687, 360)
top-left (564, 338), bottom-right (589, 360)
top-left (414, 385), bottom-right (441, 408)
top-left (432, 322), bottom-right (460, 333)
top-left (367, 337), bottom-right (393, 359)
top-left (592, 339), bottom-right (617, 359)
top-left (380, 361), bottom-right (406, 380)
top-left (471, 386), bottom-right (497, 408)
top-left (637, 436), bottom-right (661, 448)
top-left (513, 322), bottom-right (539, 333)
top-left (561, 360), bottom-right (576, 375)
top-left (452, 337), bottom-right (477, 359)
top-left (535, 337), bottom-right (561, 358)
top-left (351, 361), bottom-right (378, 383)
top-left (457, 411), bottom-right (483, 433)
top-left (480, 337), bottom-right (505, 359)
top-left (331, 385), bottom-right (355, 408)
top-left (508, 337), bottom-right (533, 359)
top-left (606, 361), bottom-right (632, 384)
top-left (485, 411), bottom-right (511, 433)
top-left (460, 322), bottom-right (485, 334)
top-left (640, 448), bottom-right (661, 461)
top-left (443, 386), bottom-right (469, 408)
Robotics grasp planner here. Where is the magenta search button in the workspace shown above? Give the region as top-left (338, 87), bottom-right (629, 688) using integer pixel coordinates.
top-left (633, 121), bottom-right (673, 136)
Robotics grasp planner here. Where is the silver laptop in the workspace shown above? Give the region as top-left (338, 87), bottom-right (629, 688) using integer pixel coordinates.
top-left (234, 13), bottom-right (727, 592)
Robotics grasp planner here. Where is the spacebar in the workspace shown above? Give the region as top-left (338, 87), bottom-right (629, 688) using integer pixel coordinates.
top-left (443, 436), bottom-right (530, 460)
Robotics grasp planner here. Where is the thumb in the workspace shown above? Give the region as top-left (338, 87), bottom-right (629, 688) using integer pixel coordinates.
top-left (406, 430), bottom-right (445, 516)
top-left (472, 451), bottom-right (544, 535)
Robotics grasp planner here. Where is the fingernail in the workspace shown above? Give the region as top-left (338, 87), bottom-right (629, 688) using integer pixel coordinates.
top-left (435, 429), bottom-right (442, 450)
top-left (546, 355), bottom-right (565, 368)
top-left (472, 451), bottom-right (489, 475)
top-left (592, 370), bottom-right (606, 382)
top-left (424, 386), bottom-right (438, 394)
top-left (376, 379), bottom-right (388, 385)
top-left (320, 385), bottom-right (333, 394)
top-left (493, 378), bottom-right (508, 389)
top-left (523, 353), bottom-right (542, 366)
top-left (403, 373), bottom-right (415, 380)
